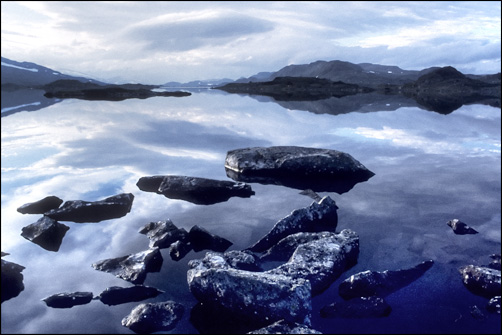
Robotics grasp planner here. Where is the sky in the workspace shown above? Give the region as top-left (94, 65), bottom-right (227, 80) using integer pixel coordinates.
top-left (1, 1), bottom-right (501, 84)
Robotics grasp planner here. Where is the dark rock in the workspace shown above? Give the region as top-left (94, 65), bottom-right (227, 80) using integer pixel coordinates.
top-left (223, 250), bottom-right (262, 272)
top-left (44, 193), bottom-right (134, 223)
top-left (267, 229), bottom-right (359, 295)
top-left (169, 240), bottom-right (193, 261)
top-left (138, 220), bottom-right (188, 249)
top-left (320, 296), bottom-right (391, 318)
top-left (487, 296), bottom-right (501, 314)
top-left (247, 196), bottom-right (338, 253)
top-left (188, 225), bottom-right (233, 252)
top-left (338, 260), bottom-right (434, 299)
top-left (458, 265), bottom-right (501, 298)
top-left (247, 319), bottom-right (322, 334)
top-left (121, 301), bottom-right (184, 334)
top-left (97, 285), bottom-right (164, 306)
top-left (187, 252), bottom-right (312, 326)
top-left (487, 254), bottom-right (501, 270)
top-left (42, 291), bottom-right (93, 308)
top-left (136, 175), bottom-right (165, 192)
top-left (447, 219), bottom-right (479, 235)
top-left (17, 196), bottom-right (63, 214)
top-left (225, 146), bottom-right (374, 193)
top-left (1, 255), bottom-right (25, 303)
top-left (20, 216), bottom-right (69, 252)
top-left (92, 248), bottom-right (163, 284)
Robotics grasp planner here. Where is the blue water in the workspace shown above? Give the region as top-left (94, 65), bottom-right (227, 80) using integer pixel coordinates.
top-left (1, 90), bottom-right (500, 334)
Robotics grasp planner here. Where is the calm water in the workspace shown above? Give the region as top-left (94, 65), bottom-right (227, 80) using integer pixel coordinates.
top-left (1, 89), bottom-right (500, 334)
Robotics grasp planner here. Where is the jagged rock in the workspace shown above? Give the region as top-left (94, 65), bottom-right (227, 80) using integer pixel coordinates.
top-left (1, 255), bottom-right (25, 303)
top-left (266, 229), bottom-right (359, 295)
top-left (247, 196), bottom-right (338, 253)
top-left (138, 219), bottom-right (188, 249)
top-left (44, 193), bottom-right (134, 223)
top-left (225, 146), bottom-right (374, 193)
top-left (446, 219), bottom-right (479, 235)
top-left (458, 265), bottom-right (501, 298)
top-left (17, 196), bottom-right (63, 214)
top-left (487, 296), bottom-right (501, 314)
top-left (223, 250), bottom-right (262, 272)
top-left (92, 248), bottom-right (163, 284)
top-left (188, 225), bottom-right (232, 252)
top-left (169, 240), bottom-right (193, 261)
top-left (338, 260), bottom-right (434, 299)
top-left (320, 296), bottom-right (391, 318)
top-left (136, 175), bottom-right (255, 205)
top-left (121, 301), bottom-right (184, 334)
top-left (20, 216), bottom-right (69, 252)
top-left (247, 319), bottom-right (322, 334)
top-left (42, 291), bottom-right (93, 308)
top-left (97, 285), bottom-right (164, 306)
top-left (187, 252), bottom-right (312, 326)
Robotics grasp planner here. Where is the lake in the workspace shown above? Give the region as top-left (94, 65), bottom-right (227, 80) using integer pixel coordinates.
top-left (1, 89), bottom-right (500, 334)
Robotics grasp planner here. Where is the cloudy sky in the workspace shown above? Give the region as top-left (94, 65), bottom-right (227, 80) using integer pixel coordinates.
top-left (1, 1), bottom-right (500, 84)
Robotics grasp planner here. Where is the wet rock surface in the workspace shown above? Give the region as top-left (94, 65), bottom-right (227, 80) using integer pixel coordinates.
top-left (92, 247), bottom-right (163, 284)
top-left (17, 196), bottom-right (63, 214)
top-left (247, 319), bottom-right (322, 334)
top-left (44, 193), bottom-right (134, 223)
top-left (338, 260), bottom-right (434, 299)
top-left (20, 216), bottom-right (69, 252)
top-left (138, 219), bottom-right (188, 249)
top-left (320, 296), bottom-right (392, 318)
top-left (97, 285), bottom-right (164, 306)
top-left (1, 254), bottom-right (25, 303)
top-left (42, 291), bottom-right (93, 308)
top-left (458, 265), bottom-right (501, 298)
top-left (447, 219), bottom-right (479, 235)
top-left (121, 301), bottom-right (184, 334)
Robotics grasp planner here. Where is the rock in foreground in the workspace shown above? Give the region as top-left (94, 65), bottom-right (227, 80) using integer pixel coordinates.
top-left (458, 265), bottom-right (501, 298)
top-left (1, 254), bottom-right (25, 303)
top-left (121, 301), bottom-right (184, 334)
top-left (247, 319), bottom-right (322, 334)
top-left (20, 216), bottom-right (69, 252)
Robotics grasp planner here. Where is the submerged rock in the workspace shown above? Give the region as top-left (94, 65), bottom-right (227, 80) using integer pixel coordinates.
top-left (138, 219), bottom-right (188, 249)
top-left (458, 265), bottom-right (501, 298)
top-left (188, 225), bottom-right (233, 252)
top-left (97, 285), bottom-right (164, 306)
top-left (92, 248), bottom-right (163, 284)
top-left (225, 146), bottom-right (374, 193)
top-left (447, 219), bottom-right (479, 235)
top-left (247, 196), bottom-right (338, 253)
top-left (44, 193), bottom-right (134, 223)
top-left (17, 196), bottom-right (63, 214)
top-left (42, 291), bottom-right (93, 308)
top-left (136, 175), bottom-right (255, 205)
top-left (247, 319), bottom-right (322, 334)
top-left (338, 260), bottom-right (434, 300)
top-left (20, 216), bottom-right (69, 252)
top-left (1, 254), bottom-right (25, 303)
top-left (320, 296), bottom-right (391, 318)
top-left (121, 301), bottom-right (184, 334)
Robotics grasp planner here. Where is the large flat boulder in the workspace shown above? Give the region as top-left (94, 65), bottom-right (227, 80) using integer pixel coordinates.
top-left (17, 196), bottom-right (63, 214)
top-left (225, 146), bottom-right (374, 193)
top-left (42, 291), bottom-right (93, 308)
top-left (121, 301), bottom-right (184, 334)
top-left (20, 216), bottom-right (69, 252)
top-left (97, 285), bottom-right (164, 306)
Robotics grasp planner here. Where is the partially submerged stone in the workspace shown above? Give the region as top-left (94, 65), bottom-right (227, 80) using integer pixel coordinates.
top-left (1, 254), bottom-right (25, 303)
top-left (97, 285), bottom-right (164, 306)
top-left (92, 248), bottom-right (163, 284)
top-left (458, 265), bottom-right (501, 298)
top-left (189, 225), bottom-right (233, 252)
top-left (225, 146), bottom-right (374, 193)
top-left (136, 175), bottom-right (255, 205)
top-left (320, 296), bottom-right (391, 318)
top-left (17, 196), bottom-right (63, 214)
top-left (44, 193), bottom-right (134, 223)
top-left (338, 260), bottom-right (434, 299)
top-left (138, 219), bottom-right (188, 249)
top-left (247, 320), bottom-right (322, 334)
top-left (487, 296), bottom-right (501, 314)
top-left (20, 216), bottom-right (69, 252)
top-left (247, 196), bottom-right (338, 253)
top-left (121, 301), bottom-right (184, 334)
top-left (42, 291), bottom-right (93, 308)
top-left (447, 219), bottom-right (479, 235)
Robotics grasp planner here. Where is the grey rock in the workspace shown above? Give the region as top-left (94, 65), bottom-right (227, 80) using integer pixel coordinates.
top-left (20, 216), bottom-right (69, 252)
top-left (121, 301), bottom-right (184, 334)
top-left (248, 320), bottom-right (322, 334)
top-left (187, 252), bottom-right (312, 326)
top-left (138, 219), bottom-right (188, 249)
top-left (223, 250), bottom-right (262, 272)
top-left (247, 196), bottom-right (338, 253)
top-left (266, 229), bottom-right (359, 295)
top-left (97, 285), bottom-right (164, 306)
top-left (487, 296), bottom-right (501, 314)
top-left (92, 248), bottom-right (163, 284)
top-left (339, 260), bottom-right (434, 299)
top-left (44, 193), bottom-right (134, 223)
top-left (458, 265), bottom-right (501, 298)
top-left (1, 255), bottom-right (25, 303)
top-left (189, 225), bottom-right (232, 252)
top-left (447, 219), bottom-right (479, 235)
top-left (320, 296), bottom-right (391, 318)
top-left (17, 196), bottom-right (63, 214)
top-left (42, 291), bottom-right (93, 308)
